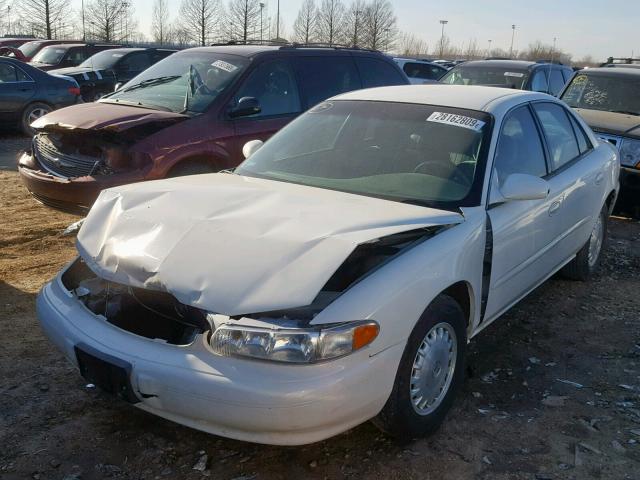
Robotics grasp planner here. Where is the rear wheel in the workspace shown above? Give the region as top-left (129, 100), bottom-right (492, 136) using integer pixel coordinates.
top-left (21, 102), bottom-right (51, 136)
top-left (373, 295), bottom-right (466, 439)
top-left (561, 206), bottom-right (608, 281)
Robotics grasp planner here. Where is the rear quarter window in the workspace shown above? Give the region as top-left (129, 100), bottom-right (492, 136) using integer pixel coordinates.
top-left (356, 57), bottom-right (407, 87)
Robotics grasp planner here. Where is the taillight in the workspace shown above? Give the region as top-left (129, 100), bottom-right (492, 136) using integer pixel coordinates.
top-left (68, 86), bottom-right (81, 96)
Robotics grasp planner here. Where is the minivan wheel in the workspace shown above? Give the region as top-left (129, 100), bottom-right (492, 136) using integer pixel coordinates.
top-left (561, 206), bottom-right (608, 281)
top-left (373, 294), bottom-right (466, 440)
top-left (21, 102), bottom-right (51, 136)
top-left (168, 160), bottom-right (217, 177)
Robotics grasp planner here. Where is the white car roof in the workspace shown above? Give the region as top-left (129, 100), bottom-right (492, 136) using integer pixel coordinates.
top-left (334, 85), bottom-right (555, 114)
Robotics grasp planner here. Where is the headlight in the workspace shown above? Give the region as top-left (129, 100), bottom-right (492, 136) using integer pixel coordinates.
top-left (619, 138), bottom-right (640, 168)
top-left (209, 321), bottom-right (379, 363)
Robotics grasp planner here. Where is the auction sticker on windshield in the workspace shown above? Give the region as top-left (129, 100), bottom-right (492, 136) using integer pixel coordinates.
top-left (212, 60), bottom-right (238, 72)
top-left (427, 112), bottom-right (486, 131)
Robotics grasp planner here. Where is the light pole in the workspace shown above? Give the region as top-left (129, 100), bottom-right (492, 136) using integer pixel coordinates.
top-left (276, 0), bottom-right (280, 40)
top-left (259, 2), bottom-right (265, 43)
top-left (7, 6), bottom-right (11, 35)
top-left (487, 39), bottom-right (492, 57)
top-left (81, 0), bottom-right (86, 41)
top-left (439, 20), bottom-right (448, 59)
top-left (510, 24), bottom-right (516, 58)
top-left (122, 1), bottom-right (130, 44)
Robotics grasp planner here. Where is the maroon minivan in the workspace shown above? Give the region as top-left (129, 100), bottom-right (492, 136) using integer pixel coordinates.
top-left (18, 44), bottom-right (409, 213)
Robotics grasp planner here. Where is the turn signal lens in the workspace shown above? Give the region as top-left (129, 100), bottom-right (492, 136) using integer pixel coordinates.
top-left (353, 323), bottom-right (380, 350)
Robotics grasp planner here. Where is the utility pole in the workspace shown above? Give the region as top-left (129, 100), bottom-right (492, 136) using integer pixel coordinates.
top-left (7, 6), bottom-right (11, 35)
top-left (439, 20), bottom-right (448, 59)
top-left (510, 24), bottom-right (516, 58)
top-left (487, 39), bottom-right (492, 57)
top-left (276, 0), bottom-right (280, 40)
top-left (260, 2), bottom-right (265, 43)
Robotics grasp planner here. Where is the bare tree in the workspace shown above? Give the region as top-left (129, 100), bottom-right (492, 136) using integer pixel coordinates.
top-left (315, 0), bottom-right (345, 45)
top-left (228, 0), bottom-right (261, 42)
top-left (362, 0), bottom-right (396, 51)
top-left (343, 0), bottom-right (366, 47)
top-left (463, 38), bottom-right (481, 60)
top-left (18, 0), bottom-right (72, 39)
top-left (519, 40), bottom-right (572, 64)
top-left (293, 0), bottom-right (316, 44)
top-left (152, 0), bottom-right (173, 45)
top-left (178, 0), bottom-right (221, 46)
top-left (85, 0), bottom-right (134, 42)
top-left (397, 32), bottom-right (428, 56)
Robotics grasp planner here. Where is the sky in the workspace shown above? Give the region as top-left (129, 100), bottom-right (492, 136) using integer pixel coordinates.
top-left (69, 0), bottom-right (640, 61)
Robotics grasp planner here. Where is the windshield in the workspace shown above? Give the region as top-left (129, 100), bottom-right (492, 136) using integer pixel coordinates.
top-left (561, 73), bottom-right (640, 116)
top-left (441, 66), bottom-right (529, 89)
top-left (32, 47), bottom-right (67, 64)
top-left (104, 52), bottom-right (249, 113)
top-left (19, 41), bottom-right (44, 58)
top-left (236, 100), bottom-right (492, 208)
top-left (79, 49), bottom-right (127, 70)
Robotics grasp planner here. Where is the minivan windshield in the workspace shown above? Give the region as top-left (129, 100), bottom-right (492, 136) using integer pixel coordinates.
top-left (32, 47), bottom-right (67, 65)
top-left (441, 65), bottom-right (529, 89)
top-left (236, 100), bottom-right (492, 208)
top-left (561, 73), bottom-right (640, 116)
top-left (19, 41), bottom-right (45, 58)
top-left (103, 52), bottom-right (249, 114)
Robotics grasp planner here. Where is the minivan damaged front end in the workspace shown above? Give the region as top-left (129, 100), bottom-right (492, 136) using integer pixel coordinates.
top-left (35, 173), bottom-right (469, 444)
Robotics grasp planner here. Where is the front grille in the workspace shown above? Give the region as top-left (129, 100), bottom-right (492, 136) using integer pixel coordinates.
top-left (34, 134), bottom-right (101, 179)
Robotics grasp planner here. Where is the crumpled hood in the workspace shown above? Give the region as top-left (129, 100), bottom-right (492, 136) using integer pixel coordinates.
top-left (575, 108), bottom-right (640, 139)
top-left (31, 102), bottom-right (188, 132)
top-left (77, 173), bottom-right (463, 316)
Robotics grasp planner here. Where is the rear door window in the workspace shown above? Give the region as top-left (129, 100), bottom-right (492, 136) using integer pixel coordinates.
top-left (355, 57), bottom-right (406, 87)
top-left (568, 113), bottom-right (592, 154)
top-left (0, 63), bottom-right (18, 82)
top-left (533, 102), bottom-right (581, 171)
top-left (402, 62), bottom-right (443, 80)
top-left (120, 52), bottom-right (151, 73)
top-left (233, 59), bottom-right (301, 117)
top-left (294, 56), bottom-right (361, 108)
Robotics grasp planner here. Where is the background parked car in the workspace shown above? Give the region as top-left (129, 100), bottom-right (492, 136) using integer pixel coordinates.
top-left (18, 44), bottom-right (409, 213)
top-left (0, 39), bottom-right (83, 62)
top-left (440, 60), bottom-right (573, 96)
top-left (0, 57), bottom-right (80, 135)
top-left (49, 47), bottom-right (176, 101)
top-left (560, 67), bottom-right (640, 213)
top-left (28, 43), bottom-right (123, 72)
top-left (0, 37), bottom-right (38, 49)
top-left (393, 57), bottom-right (448, 84)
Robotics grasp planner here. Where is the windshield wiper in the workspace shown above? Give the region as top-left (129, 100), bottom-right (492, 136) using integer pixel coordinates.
top-left (120, 75), bottom-right (181, 93)
top-left (611, 110), bottom-right (640, 116)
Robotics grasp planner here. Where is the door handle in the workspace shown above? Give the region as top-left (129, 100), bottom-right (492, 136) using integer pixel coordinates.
top-left (549, 199), bottom-right (562, 216)
top-left (595, 172), bottom-right (604, 185)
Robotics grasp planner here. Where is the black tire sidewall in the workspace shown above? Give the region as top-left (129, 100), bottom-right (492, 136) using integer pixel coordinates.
top-left (374, 295), bottom-right (467, 439)
top-left (21, 103), bottom-right (51, 136)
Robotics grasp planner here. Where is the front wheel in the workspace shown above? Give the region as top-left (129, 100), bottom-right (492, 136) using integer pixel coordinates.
top-left (561, 206), bottom-right (608, 281)
top-left (373, 294), bottom-right (466, 439)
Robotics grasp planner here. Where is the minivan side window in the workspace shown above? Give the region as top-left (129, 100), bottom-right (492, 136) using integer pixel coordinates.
top-left (233, 59), bottom-right (301, 117)
top-left (548, 69), bottom-right (566, 96)
top-left (530, 70), bottom-right (549, 93)
top-left (402, 62), bottom-right (443, 80)
top-left (294, 56), bottom-right (361, 108)
top-left (120, 52), bottom-right (151, 73)
top-left (356, 57), bottom-right (406, 87)
top-left (533, 102), bottom-right (581, 171)
top-left (494, 105), bottom-right (548, 186)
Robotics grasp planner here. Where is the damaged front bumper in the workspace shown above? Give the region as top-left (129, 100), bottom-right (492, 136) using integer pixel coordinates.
top-left (18, 152), bottom-right (147, 215)
top-left (36, 263), bottom-right (403, 445)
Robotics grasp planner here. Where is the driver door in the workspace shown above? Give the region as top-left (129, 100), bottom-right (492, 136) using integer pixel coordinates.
top-left (484, 105), bottom-right (555, 320)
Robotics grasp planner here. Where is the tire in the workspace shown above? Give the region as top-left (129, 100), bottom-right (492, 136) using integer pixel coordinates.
top-left (168, 160), bottom-right (217, 177)
top-left (561, 206), bottom-right (608, 281)
top-left (21, 102), bottom-right (52, 136)
top-left (373, 294), bottom-right (467, 440)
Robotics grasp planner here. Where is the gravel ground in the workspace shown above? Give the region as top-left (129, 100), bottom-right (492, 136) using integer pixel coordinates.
top-left (0, 131), bottom-right (29, 171)
top-left (1, 168), bottom-right (639, 480)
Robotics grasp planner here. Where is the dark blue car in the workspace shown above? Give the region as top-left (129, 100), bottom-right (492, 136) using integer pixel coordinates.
top-left (0, 57), bottom-right (80, 135)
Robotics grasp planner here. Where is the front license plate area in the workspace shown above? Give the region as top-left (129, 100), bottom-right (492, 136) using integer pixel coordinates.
top-left (74, 343), bottom-right (140, 404)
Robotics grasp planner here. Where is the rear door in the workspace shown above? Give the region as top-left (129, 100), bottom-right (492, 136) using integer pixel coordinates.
top-left (229, 58), bottom-right (303, 162)
top-left (531, 101), bottom-right (604, 267)
top-left (0, 62), bottom-right (35, 117)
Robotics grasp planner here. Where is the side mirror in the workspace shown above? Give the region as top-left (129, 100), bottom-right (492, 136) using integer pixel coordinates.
top-left (230, 96), bottom-right (261, 119)
top-left (499, 173), bottom-right (550, 202)
top-left (242, 139), bottom-right (264, 159)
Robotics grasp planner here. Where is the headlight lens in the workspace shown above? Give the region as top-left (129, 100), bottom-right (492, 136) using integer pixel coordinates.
top-left (210, 321), bottom-right (379, 363)
top-left (619, 138), bottom-right (640, 167)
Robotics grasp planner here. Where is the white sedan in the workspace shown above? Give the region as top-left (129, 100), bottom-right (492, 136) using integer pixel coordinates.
top-left (37, 85), bottom-right (619, 445)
